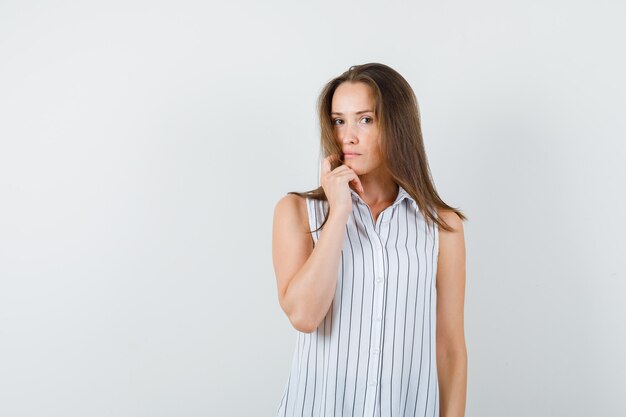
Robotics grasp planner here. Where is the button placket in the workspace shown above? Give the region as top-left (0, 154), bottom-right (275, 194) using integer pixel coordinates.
top-left (366, 230), bottom-right (385, 399)
top-left (349, 190), bottom-right (413, 416)
top-left (353, 192), bottom-right (394, 409)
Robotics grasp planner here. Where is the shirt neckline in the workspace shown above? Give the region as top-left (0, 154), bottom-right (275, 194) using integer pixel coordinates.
top-left (349, 184), bottom-right (416, 209)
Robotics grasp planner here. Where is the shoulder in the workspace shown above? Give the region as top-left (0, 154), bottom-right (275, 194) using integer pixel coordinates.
top-left (437, 209), bottom-right (465, 250)
top-left (274, 193), bottom-right (309, 233)
top-left (275, 193), bottom-right (307, 214)
top-left (436, 208), bottom-right (465, 261)
top-left (437, 208), bottom-right (464, 235)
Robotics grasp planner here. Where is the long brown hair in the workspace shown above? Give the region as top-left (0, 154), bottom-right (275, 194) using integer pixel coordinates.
top-left (289, 62), bottom-right (467, 233)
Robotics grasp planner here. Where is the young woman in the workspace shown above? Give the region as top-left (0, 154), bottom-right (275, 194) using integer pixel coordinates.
top-left (272, 63), bottom-right (467, 417)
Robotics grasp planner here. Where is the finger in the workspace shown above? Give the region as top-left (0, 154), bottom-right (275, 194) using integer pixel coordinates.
top-left (336, 171), bottom-right (364, 194)
top-left (322, 155), bottom-right (341, 180)
top-left (330, 164), bottom-right (350, 174)
top-left (321, 155), bottom-right (331, 176)
top-left (350, 175), bottom-right (364, 193)
top-left (351, 178), bottom-right (365, 193)
top-left (325, 154), bottom-right (340, 170)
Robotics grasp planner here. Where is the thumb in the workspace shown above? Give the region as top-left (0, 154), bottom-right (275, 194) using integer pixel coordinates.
top-left (320, 155), bottom-right (333, 176)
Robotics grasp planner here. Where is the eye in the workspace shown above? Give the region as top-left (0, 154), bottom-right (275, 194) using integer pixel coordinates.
top-left (361, 116), bottom-right (373, 124)
top-left (332, 118), bottom-right (343, 126)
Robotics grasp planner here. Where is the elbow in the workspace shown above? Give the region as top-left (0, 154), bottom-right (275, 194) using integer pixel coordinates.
top-left (279, 291), bottom-right (321, 333)
top-left (437, 341), bottom-right (467, 362)
top-left (292, 321), bottom-right (316, 334)
top-left (288, 310), bottom-right (319, 334)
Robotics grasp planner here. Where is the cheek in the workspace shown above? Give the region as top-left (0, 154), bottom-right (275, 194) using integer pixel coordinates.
top-left (371, 142), bottom-right (382, 159)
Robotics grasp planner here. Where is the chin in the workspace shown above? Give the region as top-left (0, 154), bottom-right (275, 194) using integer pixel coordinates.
top-left (351, 166), bottom-right (364, 176)
top-left (344, 160), bottom-right (357, 170)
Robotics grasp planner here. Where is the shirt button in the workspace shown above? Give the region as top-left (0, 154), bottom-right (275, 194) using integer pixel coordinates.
top-left (375, 315), bottom-right (382, 321)
top-left (369, 381), bottom-right (376, 387)
top-left (376, 277), bottom-right (383, 283)
top-left (371, 348), bottom-right (379, 355)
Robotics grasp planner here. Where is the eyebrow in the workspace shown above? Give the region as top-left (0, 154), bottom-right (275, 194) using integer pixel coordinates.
top-left (330, 110), bottom-right (374, 116)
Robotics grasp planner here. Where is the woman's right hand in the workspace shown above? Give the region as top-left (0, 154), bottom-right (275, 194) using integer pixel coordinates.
top-left (320, 154), bottom-right (365, 218)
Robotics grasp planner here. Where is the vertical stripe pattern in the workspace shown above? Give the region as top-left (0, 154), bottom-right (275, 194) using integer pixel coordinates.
top-left (276, 185), bottom-right (439, 417)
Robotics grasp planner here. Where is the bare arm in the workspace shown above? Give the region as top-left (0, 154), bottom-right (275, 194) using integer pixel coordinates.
top-left (273, 154), bottom-right (364, 333)
top-left (436, 210), bottom-right (468, 417)
top-left (272, 194), bottom-right (350, 333)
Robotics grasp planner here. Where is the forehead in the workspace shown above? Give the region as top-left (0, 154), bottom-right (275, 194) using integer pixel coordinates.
top-left (331, 82), bottom-right (375, 112)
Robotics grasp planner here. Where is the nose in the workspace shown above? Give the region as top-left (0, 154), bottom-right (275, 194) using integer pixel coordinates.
top-left (341, 120), bottom-right (358, 144)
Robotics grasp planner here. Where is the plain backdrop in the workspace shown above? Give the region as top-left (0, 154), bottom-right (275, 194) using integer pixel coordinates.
top-left (1, 1), bottom-right (625, 416)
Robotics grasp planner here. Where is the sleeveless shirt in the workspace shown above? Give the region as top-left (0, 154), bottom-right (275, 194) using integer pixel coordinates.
top-left (275, 184), bottom-right (440, 417)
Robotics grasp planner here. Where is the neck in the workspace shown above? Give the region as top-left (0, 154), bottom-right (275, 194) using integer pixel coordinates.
top-left (354, 174), bottom-right (399, 206)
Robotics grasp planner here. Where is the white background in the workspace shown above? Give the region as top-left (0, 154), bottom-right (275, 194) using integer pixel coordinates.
top-left (1, 1), bottom-right (624, 416)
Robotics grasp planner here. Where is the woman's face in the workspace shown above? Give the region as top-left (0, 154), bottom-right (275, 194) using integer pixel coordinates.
top-left (331, 81), bottom-right (383, 176)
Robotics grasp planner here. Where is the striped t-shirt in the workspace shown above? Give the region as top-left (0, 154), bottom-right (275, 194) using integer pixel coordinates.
top-left (275, 184), bottom-right (440, 417)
